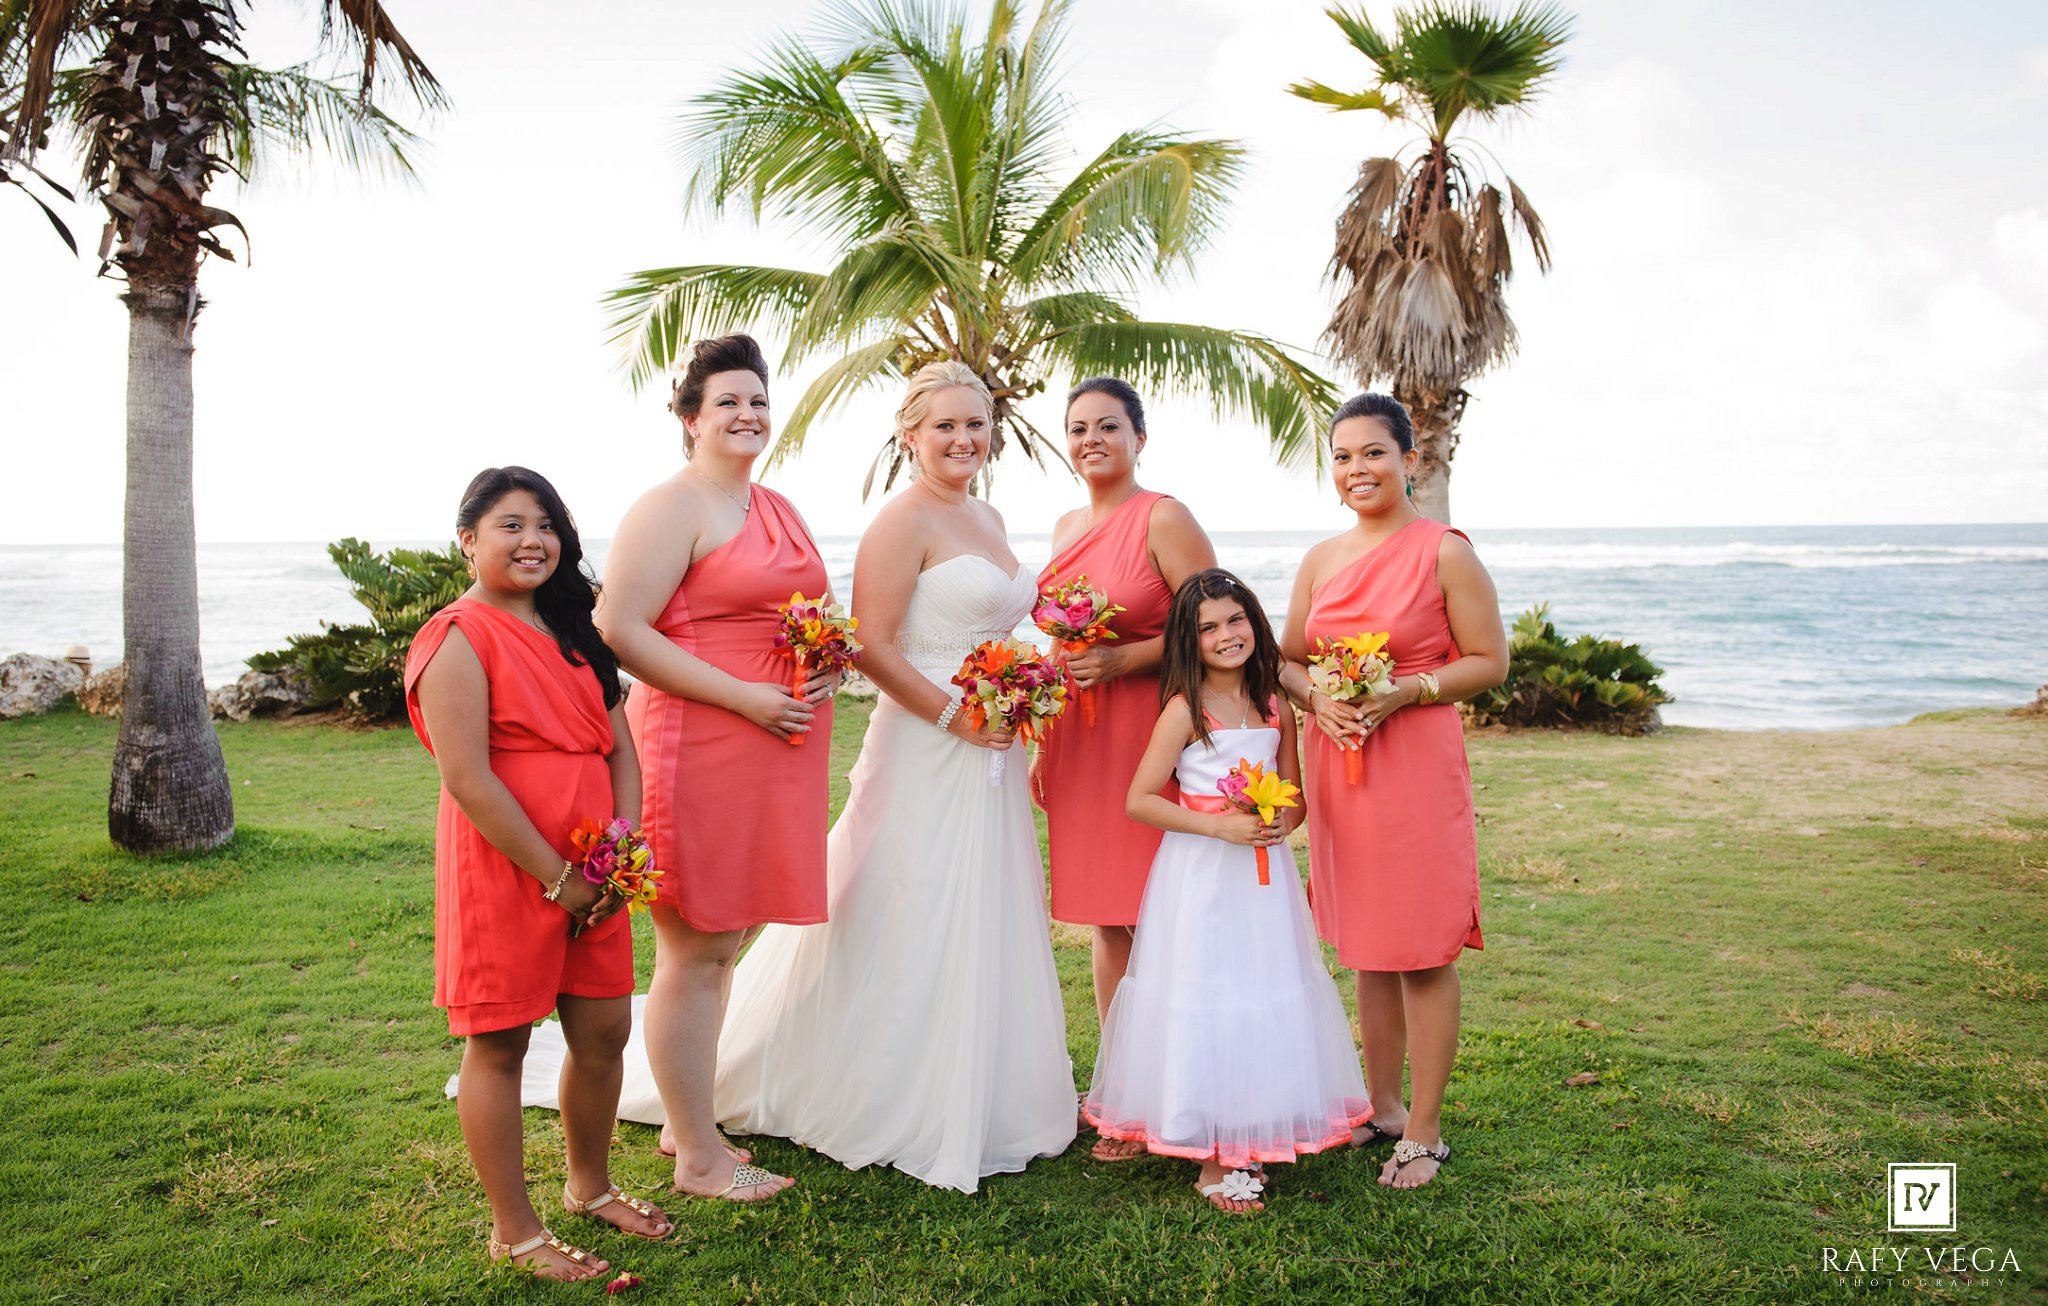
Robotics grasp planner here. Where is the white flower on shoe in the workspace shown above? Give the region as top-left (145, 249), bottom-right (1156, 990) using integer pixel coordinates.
top-left (1217, 1169), bottom-right (1264, 1202)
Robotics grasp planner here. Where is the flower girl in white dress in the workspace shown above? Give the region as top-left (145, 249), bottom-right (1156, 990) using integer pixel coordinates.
top-left (1083, 569), bottom-right (1371, 1213)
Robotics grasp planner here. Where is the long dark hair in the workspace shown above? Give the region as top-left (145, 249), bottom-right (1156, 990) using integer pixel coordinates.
top-left (455, 466), bottom-right (622, 708)
top-left (1159, 568), bottom-right (1282, 750)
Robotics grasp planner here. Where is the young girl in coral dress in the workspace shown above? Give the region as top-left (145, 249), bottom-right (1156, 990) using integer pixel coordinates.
top-left (406, 467), bottom-right (671, 1282)
top-left (1084, 570), bottom-right (1370, 1214)
top-left (1280, 394), bottom-right (1508, 1191)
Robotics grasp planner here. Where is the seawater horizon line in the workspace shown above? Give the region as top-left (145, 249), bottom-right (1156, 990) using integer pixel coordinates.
top-left (9, 519), bottom-right (2048, 550)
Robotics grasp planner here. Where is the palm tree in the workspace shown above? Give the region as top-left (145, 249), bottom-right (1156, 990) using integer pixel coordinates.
top-left (3, 0), bottom-right (439, 853)
top-left (1288, 1), bottom-right (1571, 521)
top-left (608, 0), bottom-right (1338, 491)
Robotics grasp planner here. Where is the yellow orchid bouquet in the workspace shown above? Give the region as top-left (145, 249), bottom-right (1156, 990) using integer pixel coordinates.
top-left (1216, 758), bottom-right (1301, 885)
top-left (774, 592), bottom-right (862, 747)
top-left (1307, 632), bottom-right (1396, 783)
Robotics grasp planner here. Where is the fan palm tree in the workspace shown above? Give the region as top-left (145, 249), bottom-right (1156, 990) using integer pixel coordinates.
top-left (3, 0), bottom-right (440, 853)
top-left (1288, 1), bottom-right (1571, 521)
top-left (608, 0), bottom-right (1338, 491)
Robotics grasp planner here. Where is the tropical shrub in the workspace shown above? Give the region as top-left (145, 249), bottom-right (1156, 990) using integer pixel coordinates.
top-left (249, 539), bottom-right (467, 720)
top-left (1474, 604), bottom-right (1669, 735)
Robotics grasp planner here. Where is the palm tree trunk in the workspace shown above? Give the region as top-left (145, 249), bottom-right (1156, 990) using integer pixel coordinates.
top-left (109, 281), bottom-right (234, 854)
top-left (1397, 382), bottom-right (1464, 525)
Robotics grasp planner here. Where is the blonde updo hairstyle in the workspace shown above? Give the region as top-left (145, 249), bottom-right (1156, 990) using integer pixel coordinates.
top-left (894, 361), bottom-right (993, 462)
top-left (669, 333), bottom-right (771, 456)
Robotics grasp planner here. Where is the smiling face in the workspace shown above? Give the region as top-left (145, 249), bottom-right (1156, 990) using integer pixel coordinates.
top-left (684, 368), bottom-right (771, 458)
top-left (458, 489), bottom-right (558, 596)
top-left (903, 385), bottom-right (992, 488)
top-left (1196, 595), bottom-right (1256, 673)
top-left (1330, 415), bottom-right (1418, 518)
top-left (1065, 391), bottom-right (1144, 485)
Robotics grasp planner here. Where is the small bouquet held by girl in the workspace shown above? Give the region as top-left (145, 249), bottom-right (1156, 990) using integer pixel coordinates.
top-left (774, 592), bottom-right (862, 747)
top-left (1083, 569), bottom-right (1369, 1216)
top-left (1032, 573), bottom-right (1124, 727)
top-left (1216, 758), bottom-right (1300, 885)
top-left (1306, 632), bottom-right (1396, 783)
top-left (567, 817), bottom-right (662, 936)
top-left (950, 637), bottom-right (1068, 785)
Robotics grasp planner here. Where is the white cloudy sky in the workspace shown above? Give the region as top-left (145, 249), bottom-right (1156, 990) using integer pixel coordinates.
top-left (5, 0), bottom-right (2045, 544)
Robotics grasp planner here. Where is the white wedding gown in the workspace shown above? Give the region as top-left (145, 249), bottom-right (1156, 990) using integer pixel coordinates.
top-left (487, 554), bottom-right (1079, 1193)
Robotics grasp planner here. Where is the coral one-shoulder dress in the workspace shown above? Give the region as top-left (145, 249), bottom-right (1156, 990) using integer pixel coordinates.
top-left (404, 598), bottom-right (634, 1036)
top-left (626, 485), bottom-right (832, 933)
top-left (1303, 517), bottom-right (1484, 972)
top-left (1038, 490), bottom-right (1176, 926)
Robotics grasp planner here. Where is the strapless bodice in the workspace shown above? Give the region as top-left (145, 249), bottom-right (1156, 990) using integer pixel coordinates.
top-left (897, 554), bottom-right (1036, 680)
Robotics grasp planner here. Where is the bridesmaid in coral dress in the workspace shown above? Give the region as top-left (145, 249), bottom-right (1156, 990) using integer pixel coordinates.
top-left (407, 467), bottom-right (671, 1281)
top-left (1279, 394), bottom-right (1508, 1192)
top-left (1029, 379), bottom-right (1214, 1142)
top-left (596, 335), bottom-right (836, 1203)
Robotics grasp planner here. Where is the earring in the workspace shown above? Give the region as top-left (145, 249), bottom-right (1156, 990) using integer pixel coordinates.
top-left (1405, 477), bottom-right (1415, 499)
top-left (463, 552), bottom-right (476, 578)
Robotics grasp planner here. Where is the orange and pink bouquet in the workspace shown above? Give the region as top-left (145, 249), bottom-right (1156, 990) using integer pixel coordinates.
top-left (1307, 632), bottom-right (1396, 783)
top-left (1032, 574), bottom-right (1124, 728)
top-left (951, 637), bottom-right (1069, 785)
top-left (774, 592), bottom-right (861, 747)
top-left (566, 817), bottom-right (661, 935)
top-left (1215, 758), bottom-right (1301, 885)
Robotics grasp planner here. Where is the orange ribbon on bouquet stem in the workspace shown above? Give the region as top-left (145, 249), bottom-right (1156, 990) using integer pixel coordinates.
top-left (1344, 742), bottom-right (1364, 785)
top-left (786, 654), bottom-right (808, 746)
top-left (1058, 639), bottom-right (1098, 727)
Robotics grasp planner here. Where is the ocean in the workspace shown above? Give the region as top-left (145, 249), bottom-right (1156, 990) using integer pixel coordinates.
top-left (4, 523), bottom-right (2043, 732)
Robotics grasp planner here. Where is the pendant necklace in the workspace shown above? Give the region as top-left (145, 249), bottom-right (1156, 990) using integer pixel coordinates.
top-left (690, 464), bottom-right (752, 513)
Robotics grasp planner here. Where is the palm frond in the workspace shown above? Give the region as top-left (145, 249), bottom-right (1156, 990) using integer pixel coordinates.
top-left (1045, 321), bottom-right (1339, 469)
top-left (1008, 129), bottom-right (1244, 286)
top-left (315, 0), bottom-right (445, 110)
top-left (1, 0), bottom-right (80, 160)
top-left (1324, 4), bottom-right (1398, 75)
top-left (1392, 0), bottom-right (1572, 136)
top-left (1284, 78), bottom-right (1400, 117)
top-left (678, 38), bottom-right (914, 245)
top-left (770, 335), bottom-right (910, 468)
top-left (210, 62), bottom-right (426, 181)
top-left (603, 264), bottom-right (828, 388)
top-left (783, 229), bottom-right (944, 360)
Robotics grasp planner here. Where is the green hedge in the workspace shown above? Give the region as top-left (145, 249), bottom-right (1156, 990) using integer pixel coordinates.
top-left (248, 538), bottom-right (467, 720)
top-left (1474, 603), bottom-right (1670, 735)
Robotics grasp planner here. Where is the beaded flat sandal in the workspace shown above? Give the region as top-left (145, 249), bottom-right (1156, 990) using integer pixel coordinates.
top-left (562, 1183), bottom-right (672, 1240)
top-left (486, 1228), bottom-right (602, 1281)
top-left (1387, 1138), bottom-right (1451, 1186)
top-left (1354, 1119), bottom-right (1403, 1147)
top-left (676, 1161), bottom-right (790, 1202)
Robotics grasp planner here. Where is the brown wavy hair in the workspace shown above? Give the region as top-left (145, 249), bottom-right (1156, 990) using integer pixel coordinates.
top-left (1158, 569), bottom-right (1281, 751)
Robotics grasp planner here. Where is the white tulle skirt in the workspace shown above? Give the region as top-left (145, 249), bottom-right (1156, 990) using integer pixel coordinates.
top-left (1083, 829), bottom-right (1370, 1168)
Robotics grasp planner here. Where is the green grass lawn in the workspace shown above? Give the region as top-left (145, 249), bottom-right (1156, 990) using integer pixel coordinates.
top-left (3, 704), bottom-right (2044, 1303)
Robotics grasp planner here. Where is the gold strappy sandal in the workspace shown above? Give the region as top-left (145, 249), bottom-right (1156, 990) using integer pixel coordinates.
top-left (486, 1228), bottom-right (603, 1281)
top-left (563, 1183), bottom-right (672, 1241)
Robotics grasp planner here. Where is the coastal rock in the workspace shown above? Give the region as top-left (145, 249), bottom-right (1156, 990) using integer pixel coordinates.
top-left (0, 653), bottom-right (85, 719)
top-left (2018, 683), bottom-right (2048, 719)
top-left (208, 668), bottom-right (311, 722)
top-left (838, 670), bottom-right (880, 702)
top-left (77, 665), bottom-right (127, 717)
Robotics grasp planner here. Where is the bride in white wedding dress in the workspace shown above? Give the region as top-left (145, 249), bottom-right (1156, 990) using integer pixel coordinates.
top-left (711, 363), bottom-right (1078, 1191)
top-left (499, 364), bottom-right (1077, 1191)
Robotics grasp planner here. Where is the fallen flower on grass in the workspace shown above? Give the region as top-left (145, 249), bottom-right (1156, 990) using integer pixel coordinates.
top-left (1564, 1071), bottom-right (1601, 1087)
top-left (607, 1272), bottom-right (643, 1294)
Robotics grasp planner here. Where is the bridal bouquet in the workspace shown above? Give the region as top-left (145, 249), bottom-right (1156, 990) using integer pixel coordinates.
top-left (1032, 573), bottom-right (1124, 728)
top-left (951, 637), bottom-right (1069, 785)
top-left (1216, 758), bottom-right (1300, 885)
top-left (566, 817), bottom-right (662, 936)
top-left (774, 592), bottom-right (862, 747)
top-left (1307, 632), bottom-right (1397, 784)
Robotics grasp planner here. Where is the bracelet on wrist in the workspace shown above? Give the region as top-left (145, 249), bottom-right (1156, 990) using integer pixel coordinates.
top-left (935, 701), bottom-right (961, 732)
top-left (1416, 671), bottom-right (1442, 706)
top-left (543, 860), bottom-right (575, 902)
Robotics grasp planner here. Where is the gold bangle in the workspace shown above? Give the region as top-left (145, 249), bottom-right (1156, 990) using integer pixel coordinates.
top-left (1417, 671), bottom-right (1441, 706)
top-left (543, 861), bottom-right (575, 902)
